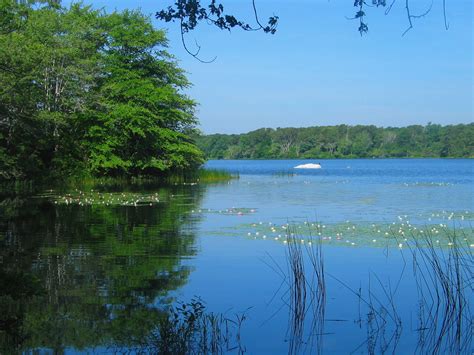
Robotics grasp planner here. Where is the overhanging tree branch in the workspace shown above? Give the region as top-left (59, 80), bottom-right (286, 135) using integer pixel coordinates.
top-left (156, 0), bottom-right (278, 62)
top-left (157, 1), bottom-right (450, 61)
top-left (402, 0), bottom-right (434, 36)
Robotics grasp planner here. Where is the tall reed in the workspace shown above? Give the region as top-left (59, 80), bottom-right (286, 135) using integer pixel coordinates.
top-left (282, 225), bottom-right (326, 355)
top-left (279, 222), bottom-right (472, 354)
top-left (116, 297), bottom-right (246, 354)
top-left (402, 228), bottom-right (473, 354)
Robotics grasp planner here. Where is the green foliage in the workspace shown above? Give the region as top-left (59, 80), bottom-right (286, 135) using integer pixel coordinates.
top-left (0, 1), bottom-right (203, 181)
top-left (196, 124), bottom-right (474, 159)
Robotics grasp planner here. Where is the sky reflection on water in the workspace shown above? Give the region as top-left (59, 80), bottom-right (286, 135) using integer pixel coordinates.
top-left (0, 159), bottom-right (472, 353)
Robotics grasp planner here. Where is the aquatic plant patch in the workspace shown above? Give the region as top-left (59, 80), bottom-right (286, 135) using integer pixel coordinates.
top-left (210, 215), bottom-right (474, 249)
top-left (189, 207), bottom-right (258, 216)
top-left (48, 190), bottom-right (164, 206)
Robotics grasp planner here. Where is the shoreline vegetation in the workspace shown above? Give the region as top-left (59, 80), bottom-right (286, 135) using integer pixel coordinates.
top-left (0, 2), bottom-right (204, 182)
top-left (0, 169), bottom-right (236, 198)
top-left (59, 168), bottom-right (236, 186)
top-left (195, 124), bottom-right (474, 160)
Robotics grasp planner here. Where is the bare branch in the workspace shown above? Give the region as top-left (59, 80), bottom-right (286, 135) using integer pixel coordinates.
top-left (252, 0), bottom-right (264, 30)
top-left (402, 0), bottom-right (433, 36)
top-left (180, 19), bottom-right (216, 63)
top-left (443, 0), bottom-right (449, 30)
top-left (385, 0), bottom-right (397, 15)
top-left (157, 1), bottom-right (277, 62)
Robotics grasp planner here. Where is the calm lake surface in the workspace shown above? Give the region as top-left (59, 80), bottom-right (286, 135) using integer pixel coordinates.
top-left (1, 159), bottom-right (473, 353)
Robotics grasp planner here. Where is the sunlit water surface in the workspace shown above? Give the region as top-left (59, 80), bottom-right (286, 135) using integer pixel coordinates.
top-left (0, 159), bottom-right (472, 353)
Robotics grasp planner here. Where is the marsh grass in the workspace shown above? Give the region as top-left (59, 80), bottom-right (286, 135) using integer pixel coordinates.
top-left (285, 229), bottom-right (307, 355)
top-left (303, 227), bottom-right (326, 355)
top-left (263, 225), bottom-right (327, 354)
top-left (43, 169), bottom-right (236, 206)
top-left (274, 222), bottom-right (472, 354)
top-left (44, 169), bottom-right (235, 193)
top-left (159, 168), bottom-right (236, 185)
top-left (401, 229), bottom-right (473, 354)
top-left (194, 169), bottom-right (238, 183)
top-left (341, 273), bottom-right (404, 354)
top-left (116, 297), bottom-right (246, 354)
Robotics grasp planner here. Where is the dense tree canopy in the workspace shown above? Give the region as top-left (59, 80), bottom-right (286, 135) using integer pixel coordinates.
top-left (0, 1), bottom-right (203, 180)
top-left (196, 124), bottom-right (474, 159)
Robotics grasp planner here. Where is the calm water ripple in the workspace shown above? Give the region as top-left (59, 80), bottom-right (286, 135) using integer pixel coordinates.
top-left (0, 159), bottom-right (472, 353)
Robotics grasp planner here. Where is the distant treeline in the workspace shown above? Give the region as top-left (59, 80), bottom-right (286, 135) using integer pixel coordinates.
top-left (196, 124), bottom-right (474, 159)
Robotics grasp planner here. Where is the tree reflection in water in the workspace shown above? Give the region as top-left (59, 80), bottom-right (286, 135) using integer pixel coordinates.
top-left (0, 183), bottom-right (206, 352)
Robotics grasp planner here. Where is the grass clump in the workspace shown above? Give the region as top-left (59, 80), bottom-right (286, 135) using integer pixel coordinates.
top-left (177, 169), bottom-right (237, 184)
top-left (37, 169), bottom-right (236, 207)
top-left (403, 230), bottom-right (473, 354)
top-left (124, 297), bottom-right (246, 354)
top-left (63, 169), bottom-right (235, 189)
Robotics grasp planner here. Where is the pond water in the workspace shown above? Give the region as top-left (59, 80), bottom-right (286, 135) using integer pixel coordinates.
top-left (0, 159), bottom-right (472, 353)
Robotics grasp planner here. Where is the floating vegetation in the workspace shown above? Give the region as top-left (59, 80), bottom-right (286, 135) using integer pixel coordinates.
top-left (39, 169), bottom-right (235, 196)
top-left (49, 190), bottom-right (164, 207)
top-left (425, 210), bottom-right (474, 221)
top-left (218, 207), bottom-right (256, 215)
top-left (222, 215), bottom-right (474, 249)
top-left (193, 207), bottom-right (257, 216)
top-left (35, 169), bottom-right (237, 206)
top-left (402, 181), bottom-right (455, 187)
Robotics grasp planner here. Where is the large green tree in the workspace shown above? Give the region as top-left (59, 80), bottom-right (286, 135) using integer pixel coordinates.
top-left (0, 1), bottom-right (104, 178)
top-left (86, 10), bottom-right (203, 175)
top-left (0, 1), bottom-right (203, 180)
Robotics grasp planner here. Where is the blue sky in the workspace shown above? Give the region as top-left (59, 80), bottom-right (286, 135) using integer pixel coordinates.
top-left (69, 0), bottom-right (472, 133)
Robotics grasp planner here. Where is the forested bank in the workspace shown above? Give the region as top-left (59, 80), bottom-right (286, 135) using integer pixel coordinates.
top-left (0, 1), bottom-right (203, 181)
top-left (196, 124), bottom-right (474, 159)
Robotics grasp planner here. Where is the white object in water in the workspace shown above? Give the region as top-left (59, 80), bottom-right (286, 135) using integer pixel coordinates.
top-left (294, 163), bottom-right (321, 169)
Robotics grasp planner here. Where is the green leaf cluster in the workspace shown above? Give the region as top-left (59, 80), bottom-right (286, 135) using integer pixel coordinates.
top-left (0, 1), bottom-right (203, 180)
